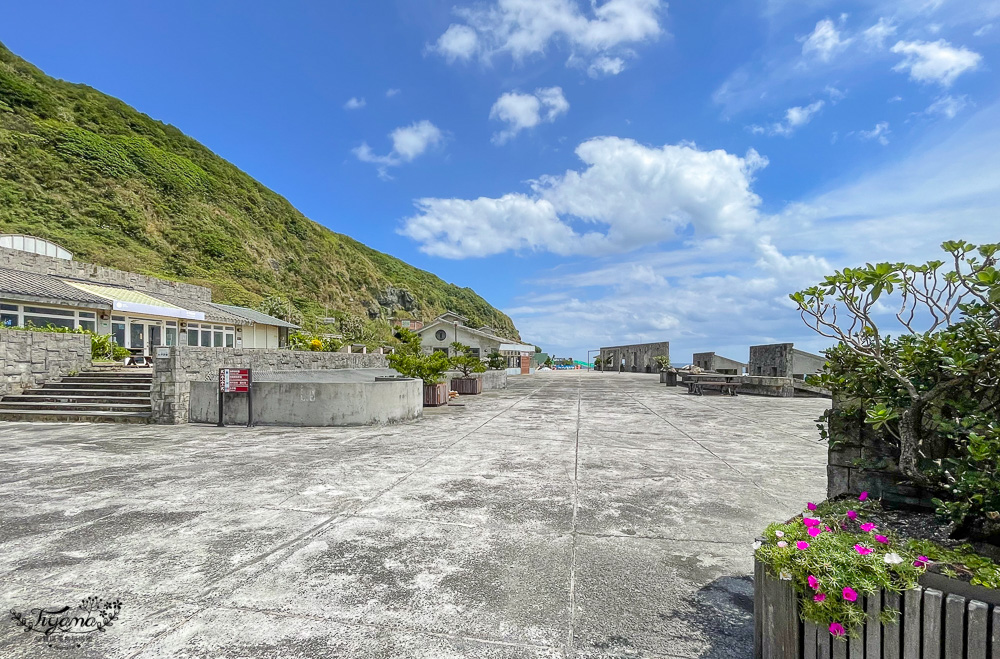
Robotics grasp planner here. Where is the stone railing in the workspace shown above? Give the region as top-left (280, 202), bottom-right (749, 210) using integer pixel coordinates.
top-left (0, 329), bottom-right (91, 396)
top-left (150, 346), bottom-right (389, 424)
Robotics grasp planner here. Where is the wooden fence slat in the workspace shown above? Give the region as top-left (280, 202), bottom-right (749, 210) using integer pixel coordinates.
top-left (754, 559), bottom-right (764, 659)
top-left (804, 622), bottom-right (819, 659)
top-left (817, 625), bottom-right (831, 659)
top-left (991, 606), bottom-right (1000, 659)
top-left (903, 588), bottom-right (922, 659)
top-left (922, 589), bottom-right (943, 659)
top-left (833, 637), bottom-right (848, 659)
top-left (849, 634), bottom-right (864, 659)
top-left (865, 592), bottom-right (881, 659)
top-left (944, 594), bottom-right (966, 658)
top-left (967, 599), bottom-right (988, 659)
top-left (883, 590), bottom-right (901, 659)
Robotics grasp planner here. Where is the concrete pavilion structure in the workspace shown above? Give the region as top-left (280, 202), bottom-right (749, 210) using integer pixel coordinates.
top-left (691, 351), bottom-right (747, 375)
top-left (599, 341), bottom-right (670, 373)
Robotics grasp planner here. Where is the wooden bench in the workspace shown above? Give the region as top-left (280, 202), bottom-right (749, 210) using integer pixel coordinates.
top-left (687, 380), bottom-right (739, 396)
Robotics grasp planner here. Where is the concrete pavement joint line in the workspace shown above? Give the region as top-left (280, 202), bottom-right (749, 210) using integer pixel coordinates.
top-left (347, 513), bottom-right (479, 529)
top-left (621, 385), bottom-right (779, 501)
top-left (193, 382), bottom-right (553, 602)
top-left (574, 531), bottom-right (744, 545)
top-left (567, 370), bottom-right (582, 658)
top-left (202, 603), bottom-right (562, 652)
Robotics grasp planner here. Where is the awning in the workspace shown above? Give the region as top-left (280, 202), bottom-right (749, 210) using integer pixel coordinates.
top-left (63, 281), bottom-right (206, 321)
top-left (500, 343), bottom-right (536, 353)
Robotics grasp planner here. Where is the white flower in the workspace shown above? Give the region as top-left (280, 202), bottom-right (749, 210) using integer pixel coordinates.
top-left (753, 541), bottom-right (762, 550)
top-left (777, 541), bottom-right (788, 548)
top-left (883, 552), bottom-right (904, 565)
top-left (775, 530), bottom-right (785, 538)
top-left (779, 569), bottom-right (792, 581)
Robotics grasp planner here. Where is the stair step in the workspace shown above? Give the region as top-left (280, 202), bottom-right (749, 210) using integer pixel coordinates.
top-left (0, 410), bottom-right (152, 424)
top-left (0, 401), bottom-right (151, 412)
top-left (32, 388), bottom-right (151, 397)
top-left (2, 395), bottom-right (151, 405)
top-left (41, 382), bottom-right (150, 390)
top-left (62, 375), bottom-right (153, 383)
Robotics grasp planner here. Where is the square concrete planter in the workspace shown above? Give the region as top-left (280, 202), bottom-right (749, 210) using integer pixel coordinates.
top-left (754, 555), bottom-right (999, 658)
top-left (423, 382), bottom-right (448, 407)
top-left (659, 371), bottom-right (677, 386)
top-left (450, 377), bottom-right (482, 395)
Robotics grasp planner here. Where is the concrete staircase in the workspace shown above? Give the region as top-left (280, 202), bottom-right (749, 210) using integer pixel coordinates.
top-left (0, 371), bottom-right (153, 423)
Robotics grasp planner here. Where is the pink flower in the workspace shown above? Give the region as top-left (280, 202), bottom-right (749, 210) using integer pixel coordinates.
top-left (829, 622), bottom-right (845, 637)
top-left (860, 523), bottom-right (877, 532)
top-left (855, 544), bottom-right (873, 555)
top-left (777, 541), bottom-right (787, 548)
top-left (825, 526), bottom-right (833, 532)
top-left (803, 517), bottom-right (821, 527)
top-left (875, 535), bottom-right (889, 544)
top-left (807, 502), bottom-right (817, 511)
top-left (842, 587), bottom-right (858, 602)
top-left (859, 491), bottom-right (869, 502)
top-left (808, 527), bottom-right (822, 538)
top-left (814, 593), bottom-right (826, 602)
top-left (775, 530), bottom-right (785, 538)
top-left (914, 556), bottom-right (929, 568)
top-left (797, 541), bottom-right (810, 550)
top-left (846, 510), bottom-right (858, 520)
top-left (808, 575), bottom-right (820, 589)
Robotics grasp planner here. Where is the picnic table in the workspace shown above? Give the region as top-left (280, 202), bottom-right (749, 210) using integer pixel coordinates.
top-left (681, 373), bottom-right (742, 396)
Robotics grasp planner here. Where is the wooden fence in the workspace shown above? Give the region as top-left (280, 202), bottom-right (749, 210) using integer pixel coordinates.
top-left (755, 558), bottom-right (1000, 658)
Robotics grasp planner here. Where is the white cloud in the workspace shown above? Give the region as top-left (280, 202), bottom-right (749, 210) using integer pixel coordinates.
top-left (353, 120), bottom-right (444, 179)
top-left (825, 85), bottom-right (846, 102)
top-left (588, 55), bottom-right (627, 77)
top-left (430, 0), bottom-right (663, 73)
top-left (858, 121), bottom-right (891, 145)
top-left (386, 88), bottom-right (401, 98)
top-left (925, 94), bottom-right (969, 118)
top-left (399, 137), bottom-right (767, 257)
top-left (891, 39), bottom-right (982, 86)
top-left (753, 100), bottom-right (825, 136)
top-left (434, 24), bottom-right (479, 62)
top-left (490, 87), bottom-right (569, 144)
top-left (862, 17), bottom-right (896, 48)
top-left (343, 97), bottom-right (366, 110)
top-left (801, 19), bottom-right (851, 62)
top-left (974, 24), bottom-right (994, 37)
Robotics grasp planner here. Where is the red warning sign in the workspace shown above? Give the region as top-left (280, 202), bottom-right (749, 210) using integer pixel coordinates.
top-left (219, 368), bottom-right (250, 393)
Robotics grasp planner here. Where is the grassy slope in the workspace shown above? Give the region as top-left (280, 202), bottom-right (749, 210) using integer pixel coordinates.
top-left (0, 43), bottom-right (519, 338)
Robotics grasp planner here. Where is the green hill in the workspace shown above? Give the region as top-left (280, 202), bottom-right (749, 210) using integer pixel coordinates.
top-left (0, 43), bottom-right (519, 339)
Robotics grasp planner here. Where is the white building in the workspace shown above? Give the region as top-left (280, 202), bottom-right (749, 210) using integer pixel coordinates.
top-left (414, 312), bottom-right (535, 374)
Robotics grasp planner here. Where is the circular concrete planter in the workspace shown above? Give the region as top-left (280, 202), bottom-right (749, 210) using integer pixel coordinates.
top-left (754, 555), bottom-right (999, 658)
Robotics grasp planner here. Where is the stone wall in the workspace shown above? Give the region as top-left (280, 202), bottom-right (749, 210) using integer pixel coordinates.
top-left (151, 346), bottom-right (389, 424)
top-left (791, 349), bottom-right (827, 379)
top-left (748, 343), bottom-right (793, 377)
top-left (0, 329), bottom-right (91, 396)
top-left (599, 341), bottom-right (670, 373)
top-left (826, 394), bottom-right (934, 509)
top-left (0, 247), bottom-right (211, 301)
top-left (736, 376), bottom-right (795, 398)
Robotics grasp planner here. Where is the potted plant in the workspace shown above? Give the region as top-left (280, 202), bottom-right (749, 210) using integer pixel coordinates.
top-left (755, 240), bottom-right (1000, 651)
top-left (387, 329), bottom-right (451, 406)
top-left (653, 355), bottom-right (676, 385)
top-left (449, 342), bottom-right (486, 394)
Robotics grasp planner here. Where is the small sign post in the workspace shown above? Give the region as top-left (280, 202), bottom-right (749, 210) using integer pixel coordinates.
top-left (217, 368), bottom-right (253, 428)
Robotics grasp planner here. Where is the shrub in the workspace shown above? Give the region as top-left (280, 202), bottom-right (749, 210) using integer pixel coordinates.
top-left (387, 329), bottom-right (450, 385)
top-left (487, 351), bottom-right (506, 370)
top-left (653, 355), bottom-right (671, 370)
top-left (450, 342), bottom-right (486, 377)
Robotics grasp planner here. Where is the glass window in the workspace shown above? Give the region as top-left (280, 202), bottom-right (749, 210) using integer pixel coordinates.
top-left (213, 325), bottom-right (223, 330)
top-left (78, 320), bottom-right (96, 332)
top-left (1, 313), bottom-right (17, 327)
top-left (187, 329), bottom-right (199, 346)
top-left (214, 331), bottom-right (223, 347)
top-left (188, 323), bottom-right (199, 330)
top-left (24, 306), bottom-right (75, 317)
top-left (201, 330), bottom-right (212, 347)
top-left (166, 327), bottom-right (177, 346)
top-left (112, 315), bottom-right (126, 321)
top-left (0, 303), bottom-right (17, 311)
top-left (225, 333), bottom-right (234, 348)
top-left (78, 311), bottom-right (96, 319)
top-left (24, 315), bottom-right (75, 330)
top-left (112, 322), bottom-right (126, 347)
top-left (166, 321), bottom-right (177, 327)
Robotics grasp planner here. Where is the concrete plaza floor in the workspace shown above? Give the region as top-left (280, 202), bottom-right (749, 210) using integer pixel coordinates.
top-left (0, 371), bottom-right (830, 658)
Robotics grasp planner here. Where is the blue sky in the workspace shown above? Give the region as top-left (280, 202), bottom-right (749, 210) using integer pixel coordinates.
top-left (5, 1), bottom-right (1000, 363)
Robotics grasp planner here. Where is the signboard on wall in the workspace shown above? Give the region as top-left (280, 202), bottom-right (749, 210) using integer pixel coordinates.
top-left (155, 347), bottom-right (171, 359)
top-left (219, 368), bottom-right (251, 393)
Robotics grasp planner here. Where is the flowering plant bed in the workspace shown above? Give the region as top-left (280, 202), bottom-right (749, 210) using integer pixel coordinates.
top-left (754, 492), bottom-right (1000, 649)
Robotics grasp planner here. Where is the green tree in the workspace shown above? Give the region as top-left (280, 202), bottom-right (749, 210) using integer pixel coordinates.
top-left (450, 342), bottom-right (487, 377)
top-left (387, 328), bottom-right (450, 385)
top-left (486, 350), bottom-right (506, 370)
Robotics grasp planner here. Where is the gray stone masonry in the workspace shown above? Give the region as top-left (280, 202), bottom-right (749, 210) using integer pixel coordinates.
top-left (599, 341), bottom-right (670, 373)
top-left (0, 329), bottom-right (91, 396)
top-left (827, 393), bottom-right (935, 509)
top-left (151, 346), bottom-right (389, 424)
top-left (444, 369), bottom-right (507, 391)
top-left (0, 246), bottom-right (211, 301)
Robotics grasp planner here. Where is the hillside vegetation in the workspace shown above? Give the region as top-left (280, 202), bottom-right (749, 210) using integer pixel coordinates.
top-left (0, 43), bottom-right (519, 338)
